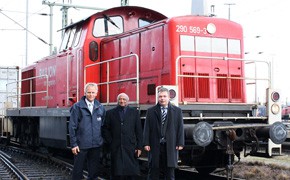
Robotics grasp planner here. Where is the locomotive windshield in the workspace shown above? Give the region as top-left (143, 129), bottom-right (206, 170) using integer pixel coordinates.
top-left (93, 15), bottom-right (123, 37)
top-left (180, 35), bottom-right (241, 54)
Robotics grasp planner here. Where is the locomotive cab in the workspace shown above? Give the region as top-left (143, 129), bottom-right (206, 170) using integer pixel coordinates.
top-left (2, 6), bottom-right (167, 149)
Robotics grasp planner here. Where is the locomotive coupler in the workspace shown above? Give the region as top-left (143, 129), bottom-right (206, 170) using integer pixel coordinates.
top-left (244, 129), bottom-right (259, 157)
top-left (226, 129), bottom-right (236, 180)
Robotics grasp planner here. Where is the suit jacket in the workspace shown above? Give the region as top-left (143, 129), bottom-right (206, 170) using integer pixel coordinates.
top-left (143, 102), bottom-right (184, 168)
top-left (103, 105), bottom-right (143, 176)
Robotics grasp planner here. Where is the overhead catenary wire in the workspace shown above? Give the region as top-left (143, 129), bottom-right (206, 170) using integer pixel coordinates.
top-left (0, 9), bottom-right (49, 45)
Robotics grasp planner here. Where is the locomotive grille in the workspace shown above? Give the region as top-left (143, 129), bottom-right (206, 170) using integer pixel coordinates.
top-left (183, 72), bottom-right (195, 98)
top-left (216, 74), bottom-right (242, 99)
top-left (183, 72), bottom-right (210, 99)
top-left (217, 74), bottom-right (228, 98)
top-left (231, 75), bottom-right (242, 99)
top-left (198, 73), bottom-right (210, 98)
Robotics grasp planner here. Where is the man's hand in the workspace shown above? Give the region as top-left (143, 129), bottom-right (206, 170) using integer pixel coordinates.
top-left (135, 149), bottom-right (142, 157)
top-left (72, 146), bottom-right (80, 155)
top-left (176, 146), bottom-right (183, 150)
top-left (144, 145), bottom-right (150, 152)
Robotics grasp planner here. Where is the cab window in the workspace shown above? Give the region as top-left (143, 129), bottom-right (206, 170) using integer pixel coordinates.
top-left (73, 27), bottom-right (82, 47)
top-left (139, 18), bottom-right (152, 27)
top-left (93, 16), bottom-right (123, 37)
top-left (59, 26), bottom-right (83, 52)
top-left (59, 29), bottom-right (71, 51)
top-left (67, 27), bottom-right (76, 48)
top-left (180, 35), bottom-right (241, 55)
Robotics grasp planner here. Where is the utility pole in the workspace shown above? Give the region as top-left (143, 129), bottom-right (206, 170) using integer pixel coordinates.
top-left (210, 5), bottom-right (216, 17)
top-left (42, 0), bottom-right (105, 55)
top-left (121, 0), bottom-right (129, 6)
top-left (25, 0), bottom-right (29, 66)
top-left (224, 3), bottom-right (235, 20)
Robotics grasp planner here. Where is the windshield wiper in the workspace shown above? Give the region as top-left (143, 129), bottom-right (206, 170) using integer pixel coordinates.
top-left (103, 14), bottom-right (120, 29)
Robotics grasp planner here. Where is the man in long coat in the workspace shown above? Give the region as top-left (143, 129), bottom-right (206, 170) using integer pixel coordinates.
top-left (143, 87), bottom-right (184, 180)
top-left (103, 93), bottom-right (143, 180)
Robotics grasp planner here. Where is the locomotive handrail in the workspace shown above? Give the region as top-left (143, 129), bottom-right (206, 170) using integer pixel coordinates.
top-left (6, 75), bottom-right (49, 108)
top-left (139, 116), bottom-right (268, 121)
top-left (66, 49), bottom-right (81, 105)
top-left (84, 54), bottom-right (139, 105)
top-left (175, 55), bottom-right (271, 104)
top-left (66, 51), bottom-right (71, 106)
top-left (76, 50), bottom-right (81, 103)
top-left (177, 74), bottom-right (269, 81)
top-left (182, 116), bottom-right (268, 120)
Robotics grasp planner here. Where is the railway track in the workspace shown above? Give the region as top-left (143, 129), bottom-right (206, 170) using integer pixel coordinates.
top-left (3, 143), bottom-right (290, 180)
top-left (0, 145), bottom-right (72, 179)
top-left (176, 166), bottom-right (246, 180)
top-left (136, 157), bottom-right (245, 180)
top-left (0, 150), bottom-right (27, 179)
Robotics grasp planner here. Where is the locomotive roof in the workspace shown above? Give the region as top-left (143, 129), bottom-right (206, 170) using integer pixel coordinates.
top-left (59, 6), bottom-right (167, 31)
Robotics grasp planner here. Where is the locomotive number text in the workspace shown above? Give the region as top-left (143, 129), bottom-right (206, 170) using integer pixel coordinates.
top-left (176, 25), bottom-right (207, 34)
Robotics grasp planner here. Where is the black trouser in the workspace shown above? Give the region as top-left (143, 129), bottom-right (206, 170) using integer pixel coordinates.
top-left (148, 144), bottom-right (175, 180)
top-left (72, 147), bottom-right (101, 180)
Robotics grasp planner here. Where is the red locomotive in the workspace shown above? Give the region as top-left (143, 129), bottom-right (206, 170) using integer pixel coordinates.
top-left (2, 6), bottom-right (287, 176)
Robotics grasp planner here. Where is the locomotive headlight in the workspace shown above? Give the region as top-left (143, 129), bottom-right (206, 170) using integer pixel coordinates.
top-left (271, 91), bottom-right (280, 102)
top-left (169, 89), bottom-right (177, 100)
top-left (271, 103), bottom-right (280, 114)
top-left (206, 23), bottom-right (216, 34)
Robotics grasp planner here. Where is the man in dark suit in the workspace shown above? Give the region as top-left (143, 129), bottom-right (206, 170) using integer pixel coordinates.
top-left (103, 93), bottom-right (143, 180)
top-left (143, 87), bottom-right (184, 180)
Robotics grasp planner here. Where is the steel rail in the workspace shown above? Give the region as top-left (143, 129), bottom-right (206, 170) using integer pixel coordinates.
top-left (0, 150), bottom-right (29, 180)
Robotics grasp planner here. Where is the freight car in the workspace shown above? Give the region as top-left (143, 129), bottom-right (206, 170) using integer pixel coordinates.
top-left (1, 6), bottom-right (287, 176)
top-left (0, 66), bottom-right (19, 139)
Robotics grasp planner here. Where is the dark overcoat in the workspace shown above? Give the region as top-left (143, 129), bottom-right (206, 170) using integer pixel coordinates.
top-left (143, 103), bottom-right (184, 168)
top-left (103, 106), bottom-right (143, 176)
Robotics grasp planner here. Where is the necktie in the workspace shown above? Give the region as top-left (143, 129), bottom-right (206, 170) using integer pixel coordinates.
top-left (161, 107), bottom-right (167, 126)
top-left (88, 103), bottom-right (93, 114)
